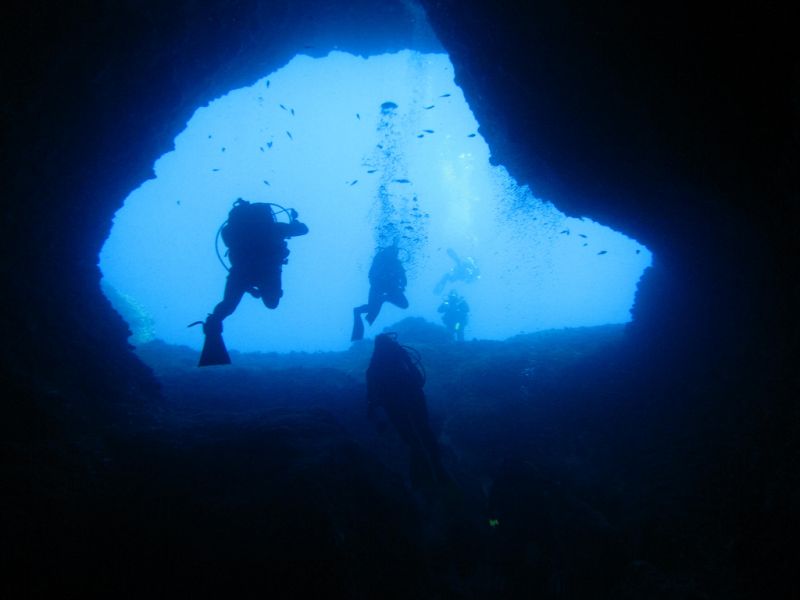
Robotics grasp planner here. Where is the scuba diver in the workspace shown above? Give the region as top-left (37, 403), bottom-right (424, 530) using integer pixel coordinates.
top-left (366, 333), bottom-right (447, 490)
top-left (433, 248), bottom-right (480, 295)
top-left (191, 198), bottom-right (308, 366)
top-left (438, 290), bottom-right (470, 341)
top-left (351, 243), bottom-right (408, 341)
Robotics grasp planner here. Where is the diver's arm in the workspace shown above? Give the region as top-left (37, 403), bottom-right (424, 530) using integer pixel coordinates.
top-left (274, 220), bottom-right (309, 238)
top-left (287, 219), bottom-right (309, 237)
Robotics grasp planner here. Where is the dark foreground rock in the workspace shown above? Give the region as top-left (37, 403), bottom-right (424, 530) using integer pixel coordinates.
top-left (5, 323), bottom-right (762, 598)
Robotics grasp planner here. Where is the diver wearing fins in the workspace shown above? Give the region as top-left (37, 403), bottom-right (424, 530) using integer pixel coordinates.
top-left (192, 198), bottom-right (308, 366)
top-left (351, 242), bottom-right (409, 341)
top-left (438, 290), bottom-right (470, 342)
top-left (366, 333), bottom-right (448, 490)
top-left (433, 248), bottom-right (480, 295)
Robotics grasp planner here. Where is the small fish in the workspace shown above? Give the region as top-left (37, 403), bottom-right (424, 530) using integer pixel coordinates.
top-left (208, 134), bottom-right (212, 139)
top-left (393, 178), bottom-right (410, 183)
top-left (263, 180), bottom-right (270, 186)
top-left (417, 134), bottom-right (424, 138)
top-left (439, 93), bottom-right (451, 98)
top-left (578, 234), bottom-right (587, 238)
top-left (221, 147), bottom-right (226, 152)
top-left (176, 200), bottom-right (181, 205)
top-left (266, 80), bottom-right (270, 88)
top-left (286, 131), bottom-right (293, 140)
top-left (212, 168), bottom-right (220, 172)
top-left (597, 250), bottom-right (607, 255)
top-left (280, 104), bottom-right (287, 111)
top-left (291, 108), bottom-right (295, 116)
top-left (467, 133), bottom-right (476, 137)
top-left (636, 249), bottom-right (641, 254)
top-left (423, 129), bottom-right (434, 134)
top-left (260, 147), bottom-right (264, 152)
top-left (350, 179), bottom-right (358, 186)
top-left (356, 113), bottom-right (361, 120)
top-left (423, 105), bottom-right (435, 110)
top-left (377, 144), bottom-right (383, 149)
top-left (583, 243), bottom-right (588, 247)
top-left (367, 169), bottom-right (377, 174)
top-left (267, 141), bottom-right (273, 148)
top-left (560, 229), bottom-right (570, 235)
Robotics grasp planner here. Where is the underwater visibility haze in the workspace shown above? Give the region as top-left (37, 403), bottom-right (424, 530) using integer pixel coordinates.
top-left (7, 1), bottom-right (794, 597)
top-left (101, 51), bottom-right (651, 354)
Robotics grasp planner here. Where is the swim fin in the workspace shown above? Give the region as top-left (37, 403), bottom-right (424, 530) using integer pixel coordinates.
top-left (197, 316), bottom-right (231, 366)
top-left (351, 307), bottom-right (365, 341)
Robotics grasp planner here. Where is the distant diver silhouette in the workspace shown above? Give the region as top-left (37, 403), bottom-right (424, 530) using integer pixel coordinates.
top-left (351, 243), bottom-right (408, 341)
top-left (433, 248), bottom-right (479, 294)
top-left (191, 198), bottom-right (308, 366)
top-left (438, 290), bottom-right (470, 341)
top-left (366, 333), bottom-right (447, 490)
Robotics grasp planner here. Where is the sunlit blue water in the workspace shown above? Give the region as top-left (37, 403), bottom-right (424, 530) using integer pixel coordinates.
top-left (100, 50), bottom-right (651, 353)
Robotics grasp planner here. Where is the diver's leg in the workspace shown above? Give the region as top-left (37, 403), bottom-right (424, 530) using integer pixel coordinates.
top-left (433, 274), bottom-right (449, 295)
top-left (199, 272), bottom-right (246, 366)
top-left (208, 270), bottom-right (247, 328)
top-left (365, 287), bottom-right (384, 325)
top-left (257, 267), bottom-right (283, 310)
top-left (351, 305), bottom-right (368, 341)
top-left (386, 290), bottom-right (409, 310)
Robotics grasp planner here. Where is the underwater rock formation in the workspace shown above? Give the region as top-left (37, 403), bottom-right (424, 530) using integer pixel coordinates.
top-left (2, 1), bottom-right (796, 597)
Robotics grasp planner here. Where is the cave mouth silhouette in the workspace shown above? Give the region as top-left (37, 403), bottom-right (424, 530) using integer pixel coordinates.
top-left (100, 50), bottom-right (652, 355)
top-left (5, 2), bottom-right (795, 597)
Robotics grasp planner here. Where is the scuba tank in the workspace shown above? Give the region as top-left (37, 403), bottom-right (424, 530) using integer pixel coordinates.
top-left (214, 199), bottom-right (296, 272)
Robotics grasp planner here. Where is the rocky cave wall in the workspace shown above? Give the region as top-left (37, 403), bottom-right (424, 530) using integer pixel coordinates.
top-left (1, 1), bottom-right (797, 592)
top-left (2, 0), bottom-right (795, 481)
top-left (422, 1), bottom-right (796, 372)
top-left (2, 0), bottom-right (441, 423)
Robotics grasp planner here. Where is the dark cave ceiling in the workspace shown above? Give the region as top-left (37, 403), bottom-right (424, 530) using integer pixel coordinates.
top-left (1, 0), bottom-right (795, 391)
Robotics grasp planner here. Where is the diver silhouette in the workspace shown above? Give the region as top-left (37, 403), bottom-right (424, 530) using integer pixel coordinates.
top-left (366, 333), bottom-right (447, 490)
top-left (433, 248), bottom-right (480, 295)
top-left (351, 243), bottom-right (408, 341)
top-left (438, 290), bottom-right (470, 341)
top-left (193, 198), bottom-right (308, 366)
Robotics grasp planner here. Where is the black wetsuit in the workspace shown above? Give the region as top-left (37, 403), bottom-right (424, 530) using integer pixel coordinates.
top-left (438, 294), bottom-right (470, 341)
top-left (352, 247), bottom-right (408, 340)
top-left (207, 204), bottom-right (308, 331)
top-left (366, 335), bottom-right (445, 488)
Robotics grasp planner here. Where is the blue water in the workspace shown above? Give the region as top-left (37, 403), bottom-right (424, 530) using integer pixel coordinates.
top-left (100, 50), bottom-right (651, 353)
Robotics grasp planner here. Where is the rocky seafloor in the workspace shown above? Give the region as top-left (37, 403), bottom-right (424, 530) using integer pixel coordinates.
top-left (8, 320), bottom-right (743, 598)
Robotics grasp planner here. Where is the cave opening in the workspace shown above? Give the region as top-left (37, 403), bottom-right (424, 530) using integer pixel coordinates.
top-left (99, 50), bottom-right (652, 355)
